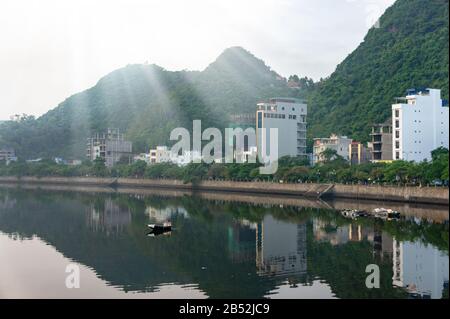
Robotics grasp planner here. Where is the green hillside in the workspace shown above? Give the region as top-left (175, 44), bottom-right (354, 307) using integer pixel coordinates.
top-left (307, 0), bottom-right (449, 142)
top-left (0, 47), bottom-right (293, 159)
top-left (1, 0), bottom-right (448, 159)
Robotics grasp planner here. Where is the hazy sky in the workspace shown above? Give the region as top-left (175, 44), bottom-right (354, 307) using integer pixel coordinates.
top-left (0, 0), bottom-right (395, 120)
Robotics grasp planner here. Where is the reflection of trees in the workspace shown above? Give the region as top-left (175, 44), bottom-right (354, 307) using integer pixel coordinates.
top-left (0, 187), bottom-right (448, 299)
top-left (0, 193), bottom-right (16, 211)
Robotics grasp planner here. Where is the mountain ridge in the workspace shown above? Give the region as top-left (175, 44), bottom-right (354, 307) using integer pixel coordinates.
top-left (0, 47), bottom-right (294, 158)
top-left (1, 0), bottom-right (448, 159)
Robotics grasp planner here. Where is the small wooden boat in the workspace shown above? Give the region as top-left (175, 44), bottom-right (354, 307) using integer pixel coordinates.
top-left (147, 221), bottom-right (172, 232)
top-left (341, 209), bottom-right (368, 219)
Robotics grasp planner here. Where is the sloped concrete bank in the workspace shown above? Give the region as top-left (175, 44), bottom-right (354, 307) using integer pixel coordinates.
top-left (0, 176), bottom-right (447, 205)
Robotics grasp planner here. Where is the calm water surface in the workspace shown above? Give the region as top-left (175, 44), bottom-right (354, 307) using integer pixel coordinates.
top-left (0, 187), bottom-right (448, 299)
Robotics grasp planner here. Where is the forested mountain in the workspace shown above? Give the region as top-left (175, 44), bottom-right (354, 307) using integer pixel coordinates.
top-left (1, 0), bottom-right (448, 159)
top-left (0, 47), bottom-right (294, 158)
top-left (307, 0), bottom-right (449, 141)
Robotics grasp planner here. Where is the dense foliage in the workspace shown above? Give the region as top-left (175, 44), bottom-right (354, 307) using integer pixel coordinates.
top-left (307, 0), bottom-right (449, 142)
top-left (0, 0), bottom-right (448, 158)
top-left (1, 148), bottom-right (448, 187)
top-left (0, 47), bottom-right (294, 159)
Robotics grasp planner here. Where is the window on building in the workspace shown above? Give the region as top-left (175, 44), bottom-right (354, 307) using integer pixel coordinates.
top-left (395, 120), bottom-right (399, 128)
top-left (395, 110), bottom-right (399, 118)
top-left (396, 141), bottom-right (400, 149)
top-left (293, 115), bottom-right (297, 120)
top-left (396, 152), bottom-right (400, 160)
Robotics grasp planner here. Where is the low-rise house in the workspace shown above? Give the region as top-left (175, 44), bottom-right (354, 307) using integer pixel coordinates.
top-left (370, 120), bottom-right (393, 162)
top-left (149, 146), bottom-right (171, 164)
top-left (313, 134), bottom-right (352, 165)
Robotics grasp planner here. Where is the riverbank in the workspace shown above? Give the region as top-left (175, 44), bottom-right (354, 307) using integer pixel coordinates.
top-left (0, 176), bottom-right (448, 205)
top-left (1, 181), bottom-right (448, 223)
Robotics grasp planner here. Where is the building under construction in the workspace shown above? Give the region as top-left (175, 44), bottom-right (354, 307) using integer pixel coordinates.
top-left (86, 128), bottom-right (132, 167)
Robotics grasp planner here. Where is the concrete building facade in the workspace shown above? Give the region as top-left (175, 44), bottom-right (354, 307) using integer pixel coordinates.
top-left (256, 98), bottom-right (307, 161)
top-left (86, 128), bottom-right (132, 167)
top-left (349, 141), bottom-right (370, 165)
top-left (392, 88), bottom-right (449, 162)
top-left (370, 120), bottom-right (393, 162)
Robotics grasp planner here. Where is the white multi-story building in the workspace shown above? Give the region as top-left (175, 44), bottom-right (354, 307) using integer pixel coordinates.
top-left (313, 134), bottom-right (352, 165)
top-left (149, 146), bottom-right (171, 164)
top-left (86, 128), bottom-right (132, 167)
top-left (392, 88), bottom-right (449, 162)
top-left (256, 98), bottom-right (307, 160)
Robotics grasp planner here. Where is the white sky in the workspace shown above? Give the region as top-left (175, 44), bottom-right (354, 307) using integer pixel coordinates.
top-left (0, 0), bottom-right (395, 120)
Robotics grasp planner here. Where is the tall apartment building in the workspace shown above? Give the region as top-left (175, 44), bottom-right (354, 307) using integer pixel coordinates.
top-left (86, 128), bottom-right (132, 167)
top-left (313, 134), bottom-right (352, 165)
top-left (370, 120), bottom-right (393, 162)
top-left (256, 98), bottom-right (307, 160)
top-left (392, 88), bottom-right (449, 162)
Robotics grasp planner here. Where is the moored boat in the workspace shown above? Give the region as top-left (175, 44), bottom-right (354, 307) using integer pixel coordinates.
top-left (372, 208), bottom-right (401, 220)
top-left (341, 209), bottom-right (368, 219)
top-left (148, 221), bottom-right (172, 232)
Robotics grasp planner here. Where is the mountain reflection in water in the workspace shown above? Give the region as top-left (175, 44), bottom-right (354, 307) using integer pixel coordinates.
top-left (0, 187), bottom-right (448, 299)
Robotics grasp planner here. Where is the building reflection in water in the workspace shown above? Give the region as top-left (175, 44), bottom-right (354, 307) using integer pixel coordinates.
top-left (256, 215), bottom-right (307, 277)
top-left (393, 239), bottom-right (449, 299)
top-left (227, 219), bottom-right (257, 263)
top-left (145, 205), bottom-right (188, 223)
top-left (86, 198), bottom-right (131, 234)
top-left (312, 219), bottom-right (375, 246)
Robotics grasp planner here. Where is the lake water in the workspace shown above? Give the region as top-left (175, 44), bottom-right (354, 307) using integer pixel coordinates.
top-left (0, 185), bottom-right (448, 299)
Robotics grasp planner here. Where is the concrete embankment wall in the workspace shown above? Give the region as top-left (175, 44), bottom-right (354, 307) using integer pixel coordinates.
top-left (328, 184), bottom-right (448, 205)
top-left (0, 176), bottom-right (447, 205)
top-left (1, 181), bottom-right (447, 223)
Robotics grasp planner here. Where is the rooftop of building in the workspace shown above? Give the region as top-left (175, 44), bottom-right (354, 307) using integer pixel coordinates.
top-left (393, 88), bottom-right (445, 105)
top-left (258, 97), bottom-right (306, 105)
